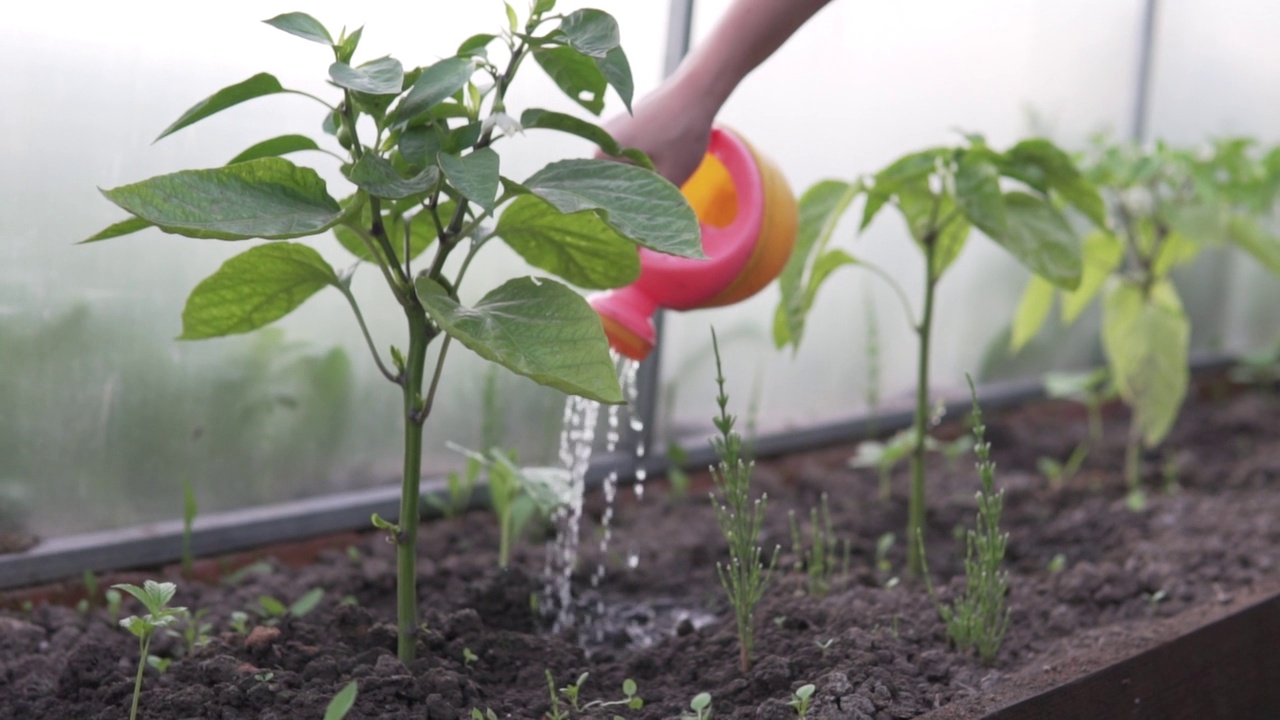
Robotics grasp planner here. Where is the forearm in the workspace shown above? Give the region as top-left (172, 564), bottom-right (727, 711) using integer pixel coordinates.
top-left (672, 0), bottom-right (837, 110)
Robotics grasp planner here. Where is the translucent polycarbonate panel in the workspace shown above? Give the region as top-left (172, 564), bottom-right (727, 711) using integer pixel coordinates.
top-left (1145, 0), bottom-right (1280, 353)
top-left (0, 1), bottom-right (667, 536)
top-left (657, 0), bottom-right (1150, 440)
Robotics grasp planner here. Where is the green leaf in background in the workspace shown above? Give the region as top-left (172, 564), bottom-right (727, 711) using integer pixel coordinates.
top-left (1010, 274), bottom-right (1055, 351)
top-left (557, 9), bottom-right (621, 58)
top-left (521, 159), bottom-right (701, 258)
top-left (393, 57), bottom-right (474, 125)
top-left (155, 73), bottom-right (287, 142)
top-left (1002, 139), bottom-right (1107, 228)
top-left (180, 243), bottom-right (339, 339)
top-left (329, 57), bottom-right (404, 95)
top-left (415, 277), bottom-right (623, 403)
top-left (263, 12), bottom-right (333, 45)
top-left (774, 180), bottom-right (860, 349)
top-left (1061, 231), bottom-right (1123, 324)
top-left (597, 47), bottom-right (634, 113)
top-left (335, 26), bottom-right (363, 64)
top-left (81, 216), bottom-right (153, 244)
top-left (1150, 232), bottom-right (1201, 277)
top-left (494, 195), bottom-right (639, 289)
top-left (101, 158), bottom-right (344, 240)
top-left (458, 33), bottom-right (496, 57)
top-left (1102, 280), bottom-right (1189, 446)
top-left (1227, 215), bottom-right (1280, 275)
top-left (993, 192), bottom-right (1082, 289)
top-left (519, 109), bottom-right (651, 168)
top-left (438, 148), bottom-right (499, 211)
top-left (897, 185), bottom-right (971, 277)
top-left (533, 46), bottom-right (606, 115)
top-left (227, 135), bottom-right (321, 165)
top-left (323, 681), bottom-right (358, 720)
top-left (955, 151), bottom-right (1008, 241)
top-left (332, 196), bottom-right (440, 264)
top-left (398, 127), bottom-right (443, 169)
top-left (346, 154), bottom-right (439, 199)
top-left (861, 149), bottom-right (947, 229)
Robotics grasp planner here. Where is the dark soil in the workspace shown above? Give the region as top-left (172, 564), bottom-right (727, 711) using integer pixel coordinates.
top-left (2, 375), bottom-right (1278, 720)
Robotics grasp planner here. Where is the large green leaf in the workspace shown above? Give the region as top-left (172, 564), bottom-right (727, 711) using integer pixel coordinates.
top-left (521, 159), bottom-right (701, 258)
top-left (992, 192), bottom-right (1082, 289)
top-left (1002, 139), bottom-right (1107, 228)
top-left (1228, 215), bottom-right (1280, 275)
top-left (156, 74), bottom-right (287, 142)
top-left (263, 12), bottom-right (333, 45)
top-left (81, 217), bottom-right (153, 244)
top-left (346, 153), bottom-right (439, 199)
top-left (1010, 274), bottom-right (1055, 351)
top-left (181, 243), bottom-right (339, 339)
top-left (416, 277), bottom-right (623, 403)
top-left (557, 9), bottom-right (621, 57)
top-left (494, 195), bottom-right (639, 289)
top-left (955, 151), bottom-right (1008, 240)
top-left (227, 135), bottom-right (321, 165)
top-left (532, 46), bottom-right (606, 115)
top-left (1061, 231), bottom-right (1123, 323)
top-left (519, 109), bottom-right (651, 168)
top-left (329, 57), bottom-right (404, 95)
top-left (393, 57), bottom-right (474, 124)
top-left (597, 47), bottom-right (634, 113)
top-left (774, 180), bottom-right (859, 349)
top-left (101, 158), bottom-right (344, 240)
top-left (1102, 280), bottom-right (1189, 446)
top-left (438, 148), bottom-right (499, 212)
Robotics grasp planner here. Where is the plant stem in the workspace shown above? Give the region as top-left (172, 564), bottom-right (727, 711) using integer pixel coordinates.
top-left (129, 633), bottom-right (151, 720)
top-left (395, 314), bottom-right (430, 663)
top-left (907, 235), bottom-right (939, 577)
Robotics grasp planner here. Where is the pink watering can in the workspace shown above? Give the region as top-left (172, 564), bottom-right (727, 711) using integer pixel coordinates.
top-left (590, 127), bottom-right (799, 360)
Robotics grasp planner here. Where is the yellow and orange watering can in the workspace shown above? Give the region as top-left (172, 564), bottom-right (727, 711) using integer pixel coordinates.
top-left (590, 127), bottom-right (799, 360)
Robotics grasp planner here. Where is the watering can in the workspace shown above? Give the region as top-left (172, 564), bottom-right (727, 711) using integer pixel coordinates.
top-left (590, 127), bottom-right (799, 360)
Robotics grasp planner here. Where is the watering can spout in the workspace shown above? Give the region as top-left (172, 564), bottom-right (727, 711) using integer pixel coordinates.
top-left (589, 127), bottom-right (798, 361)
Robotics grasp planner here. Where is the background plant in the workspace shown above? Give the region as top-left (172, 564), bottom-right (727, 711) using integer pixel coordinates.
top-left (776, 135), bottom-right (1098, 574)
top-left (88, 3), bottom-right (699, 663)
top-left (922, 378), bottom-right (1010, 663)
top-left (787, 493), bottom-right (847, 598)
top-left (708, 329), bottom-right (778, 673)
top-left (1012, 136), bottom-right (1280, 504)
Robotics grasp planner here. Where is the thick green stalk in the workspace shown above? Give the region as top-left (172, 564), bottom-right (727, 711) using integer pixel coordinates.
top-left (396, 314), bottom-right (430, 663)
top-left (907, 235), bottom-right (939, 577)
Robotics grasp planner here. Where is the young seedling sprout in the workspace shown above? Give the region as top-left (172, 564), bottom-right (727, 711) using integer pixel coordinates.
top-left (708, 328), bottom-right (778, 673)
top-left (788, 493), bottom-right (848, 598)
top-left (788, 684), bottom-right (816, 718)
top-left (682, 692), bottom-right (713, 720)
top-left (324, 681), bottom-right (359, 720)
top-left (113, 580), bottom-right (187, 720)
top-left (922, 376), bottom-right (1011, 663)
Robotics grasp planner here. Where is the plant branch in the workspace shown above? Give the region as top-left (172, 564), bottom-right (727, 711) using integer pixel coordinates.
top-left (282, 89), bottom-right (336, 111)
top-left (344, 222), bottom-right (409, 304)
top-left (417, 335), bottom-right (454, 424)
top-left (338, 283), bottom-right (400, 384)
top-left (858, 260), bottom-right (918, 331)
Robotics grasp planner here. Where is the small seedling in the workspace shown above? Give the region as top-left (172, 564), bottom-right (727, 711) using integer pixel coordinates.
top-left (114, 580), bottom-right (187, 720)
top-left (339, 595), bottom-right (359, 607)
top-left (181, 476), bottom-right (198, 577)
top-left (1047, 553), bottom-right (1067, 574)
top-left (708, 329), bottom-right (778, 673)
top-left (426, 457), bottom-right (482, 519)
top-left (544, 670), bottom-right (568, 720)
top-left (257, 587), bottom-right (323, 625)
top-left (1036, 444), bottom-right (1088, 490)
top-left (681, 692), bottom-right (712, 720)
top-left (788, 493), bottom-right (847, 598)
top-left (788, 684), bottom-right (816, 718)
top-left (345, 545), bottom-right (362, 564)
top-left (228, 610), bottom-right (251, 635)
top-left (665, 443), bottom-right (692, 500)
top-left (324, 681), bottom-right (358, 720)
top-left (105, 588), bottom-right (123, 624)
top-left (550, 671), bottom-right (643, 715)
top-left (471, 710), bottom-right (500, 720)
top-left (170, 608), bottom-right (213, 655)
top-left (463, 647), bottom-right (479, 668)
top-left (147, 655), bottom-right (173, 674)
top-left (922, 377), bottom-right (1011, 664)
top-left (815, 638), bottom-right (835, 659)
top-left (255, 671), bottom-right (275, 683)
top-left (220, 560), bottom-right (274, 586)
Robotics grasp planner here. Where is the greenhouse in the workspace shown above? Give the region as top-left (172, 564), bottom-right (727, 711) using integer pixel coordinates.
top-left (2, 0), bottom-right (1278, 717)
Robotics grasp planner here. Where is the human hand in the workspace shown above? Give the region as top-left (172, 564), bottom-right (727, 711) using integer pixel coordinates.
top-left (600, 74), bottom-right (720, 188)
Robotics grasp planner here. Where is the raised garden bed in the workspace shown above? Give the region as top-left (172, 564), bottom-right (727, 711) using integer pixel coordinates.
top-left (2, 370), bottom-right (1278, 719)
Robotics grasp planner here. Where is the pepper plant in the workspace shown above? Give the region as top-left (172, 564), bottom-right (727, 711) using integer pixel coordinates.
top-left (87, 4), bottom-right (700, 663)
top-left (775, 135), bottom-right (1098, 574)
top-left (1011, 136), bottom-right (1280, 503)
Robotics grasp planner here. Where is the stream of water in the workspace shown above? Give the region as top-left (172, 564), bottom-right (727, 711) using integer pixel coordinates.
top-left (546, 354), bottom-right (643, 630)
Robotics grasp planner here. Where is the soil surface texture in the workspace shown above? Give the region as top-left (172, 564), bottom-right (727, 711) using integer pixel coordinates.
top-left (2, 374), bottom-right (1278, 719)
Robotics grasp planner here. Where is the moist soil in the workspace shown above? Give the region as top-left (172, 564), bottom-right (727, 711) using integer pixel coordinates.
top-left (2, 374), bottom-right (1278, 720)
